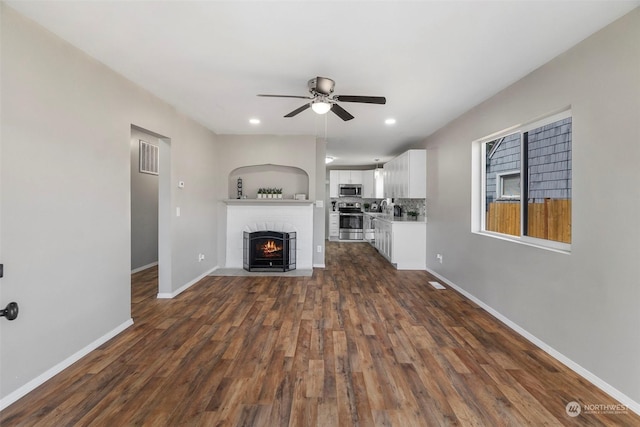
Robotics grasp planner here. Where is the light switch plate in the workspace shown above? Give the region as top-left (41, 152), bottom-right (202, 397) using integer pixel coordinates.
top-left (316, 200), bottom-right (323, 208)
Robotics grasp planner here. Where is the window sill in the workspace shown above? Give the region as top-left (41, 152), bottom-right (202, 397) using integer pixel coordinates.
top-left (473, 230), bottom-right (571, 255)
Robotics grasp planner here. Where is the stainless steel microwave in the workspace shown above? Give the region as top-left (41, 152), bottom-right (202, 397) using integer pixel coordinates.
top-left (339, 184), bottom-right (362, 197)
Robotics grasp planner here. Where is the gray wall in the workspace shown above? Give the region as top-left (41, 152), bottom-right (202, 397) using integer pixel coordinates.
top-left (422, 9), bottom-right (639, 404)
top-left (228, 165), bottom-right (309, 200)
top-left (314, 138), bottom-right (327, 267)
top-left (0, 4), bottom-right (218, 402)
top-left (130, 128), bottom-right (159, 271)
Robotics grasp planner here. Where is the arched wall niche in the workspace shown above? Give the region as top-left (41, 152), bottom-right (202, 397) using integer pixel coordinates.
top-left (228, 164), bottom-right (309, 199)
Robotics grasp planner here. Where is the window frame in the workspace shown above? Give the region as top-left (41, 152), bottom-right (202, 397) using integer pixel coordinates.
top-left (473, 109), bottom-right (572, 253)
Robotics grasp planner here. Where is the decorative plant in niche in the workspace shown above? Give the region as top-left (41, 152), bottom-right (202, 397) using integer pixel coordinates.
top-left (256, 187), bottom-right (284, 199)
top-left (407, 210), bottom-right (418, 220)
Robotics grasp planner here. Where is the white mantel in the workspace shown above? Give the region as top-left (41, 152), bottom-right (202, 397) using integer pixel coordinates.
top-left (223, 199), bottom-right (313, 206)
top-left (223, 200), bottom-right (314, 269)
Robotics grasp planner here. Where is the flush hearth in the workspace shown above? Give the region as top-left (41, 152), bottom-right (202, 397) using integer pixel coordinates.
top-left (243, 231), bottom-right (296, 272)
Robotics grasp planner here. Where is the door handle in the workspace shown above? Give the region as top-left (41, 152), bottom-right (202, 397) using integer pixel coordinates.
top-left (0, 302), bottom-right (18, 321)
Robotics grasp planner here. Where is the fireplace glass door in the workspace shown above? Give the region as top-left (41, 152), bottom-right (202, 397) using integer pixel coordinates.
top-left (243, 231), bottom-right (296, 272)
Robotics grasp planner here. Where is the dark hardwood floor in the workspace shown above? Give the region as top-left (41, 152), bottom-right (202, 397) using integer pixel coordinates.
top-left (2, 242), bottom-right (638, 426)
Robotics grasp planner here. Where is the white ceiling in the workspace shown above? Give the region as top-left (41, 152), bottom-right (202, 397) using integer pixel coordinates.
top-left (6, 1), bottom-right (638, 166)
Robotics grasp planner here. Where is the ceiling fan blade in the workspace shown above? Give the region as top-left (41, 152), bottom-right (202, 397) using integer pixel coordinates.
top-left (284, 103), bottom-right (311, 118)
top-left (258, 94), bottom-right (313, 100)
top-left (331, 103), bottom-right (355, 121)
top-left (334, 95), bottom-right (386, 105)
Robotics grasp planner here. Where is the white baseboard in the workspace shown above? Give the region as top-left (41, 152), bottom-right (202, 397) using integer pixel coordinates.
top-left (313, 263), bottom-right (326, 269)
top-left (0, 318), bottom-right (134, 412)
top-left (425, 268), bottom-right (640, 416)
top-left (157, 266), bottom-right (219, 299)
top-left (131, 261), bottom-right (158, 274)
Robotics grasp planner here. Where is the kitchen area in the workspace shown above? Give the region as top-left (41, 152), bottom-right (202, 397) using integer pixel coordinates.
top-left (327, 149), bottom-right (427, 270)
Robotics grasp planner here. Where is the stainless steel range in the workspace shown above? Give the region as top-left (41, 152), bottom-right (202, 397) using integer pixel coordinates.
top-left (338, 202), bottom-right (363, 240)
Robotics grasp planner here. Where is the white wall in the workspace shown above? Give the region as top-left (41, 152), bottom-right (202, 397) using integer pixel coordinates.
top-left (422, 9), bottom-right (640, 407)
top-left (0, 3), bottom-right (218, 404)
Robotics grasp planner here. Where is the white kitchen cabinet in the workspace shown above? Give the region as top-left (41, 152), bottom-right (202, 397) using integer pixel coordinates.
top-left (338, 170), bottom-right (363, 185)
top-left (374, 168), bottom-right (384, 199)
top-left (374, 218), bottom-right (393, 261)
top-left (383, 149), bottom-right (426, 199)
top-left (329, 212), bottom-right (340, 240)
top-left (329, 170), bottom-right (340, 198)
top-left (363, 213), bottom-right (375, 243)
top-left (363, 170), bottom-right (374, 198)
top-left (374, 217), bottom-right (426, 270)
top-left (363, 169), bottom-right (384, 199)
top-left (329, 170), bottom-right (365, 197)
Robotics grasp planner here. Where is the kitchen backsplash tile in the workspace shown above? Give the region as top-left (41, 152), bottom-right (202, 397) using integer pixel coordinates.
top-left (394, 198), bottom-right (427, 217)
top-left (329, 197), bottom-right (427, 217)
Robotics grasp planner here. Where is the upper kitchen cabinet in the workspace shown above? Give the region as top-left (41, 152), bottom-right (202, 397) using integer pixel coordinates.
top-left (363, 169), bottom-right (384, 199)
top-left (329, 170), bottom-right (365, 198)
top-left (383, 149), bottom-right (426, 199)
top-left (329, 170), bottom-right (340, 198)
top-left (338, 170), bottom-right (363, 185)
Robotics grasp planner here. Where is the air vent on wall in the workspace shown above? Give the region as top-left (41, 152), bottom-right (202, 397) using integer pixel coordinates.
top-left (139, 140), bottom-right (159, 175)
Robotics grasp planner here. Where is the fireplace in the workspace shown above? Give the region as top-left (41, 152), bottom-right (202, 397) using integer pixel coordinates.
top-left (243, 231), bottom-right (296, 272)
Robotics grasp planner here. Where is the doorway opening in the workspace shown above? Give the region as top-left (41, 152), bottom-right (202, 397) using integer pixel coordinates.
top-left (130, 125), bottom-right (171, 307)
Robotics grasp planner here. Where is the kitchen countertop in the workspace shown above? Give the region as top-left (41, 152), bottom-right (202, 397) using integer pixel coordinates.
top-left (363, 212), bottom-right (426, 223)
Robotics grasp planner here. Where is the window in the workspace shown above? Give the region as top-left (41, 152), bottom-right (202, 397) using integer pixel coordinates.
top-left (497, 172), bottom-right (521, 199)
top-left (475, 110), bottom-right (572, 251)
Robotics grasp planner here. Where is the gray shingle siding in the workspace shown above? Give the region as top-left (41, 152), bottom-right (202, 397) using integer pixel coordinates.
top-left (527, 117), bottom-right (572, 202)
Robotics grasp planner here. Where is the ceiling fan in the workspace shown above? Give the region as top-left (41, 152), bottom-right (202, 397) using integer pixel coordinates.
top-left (258, 77), bottom-right (386, 121)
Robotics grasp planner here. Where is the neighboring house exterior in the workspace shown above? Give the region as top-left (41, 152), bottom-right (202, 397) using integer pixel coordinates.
top-left (527, 117), bottom-right (572, 202)
top-left (485, 117), bottom-right (572, 207)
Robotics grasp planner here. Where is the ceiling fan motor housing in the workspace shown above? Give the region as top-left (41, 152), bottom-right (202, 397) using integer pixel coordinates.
top-left (308, 77), bottom-right (335, 96)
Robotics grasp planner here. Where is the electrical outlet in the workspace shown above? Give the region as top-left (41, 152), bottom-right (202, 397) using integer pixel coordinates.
top-left (436, 253), bottom-right (443, 264)
top-left (198, 253), bottom-right (205, 262)
top-left (317, 245), bottom-right (322, 253)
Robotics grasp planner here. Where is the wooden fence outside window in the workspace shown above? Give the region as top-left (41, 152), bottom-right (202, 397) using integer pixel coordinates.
top-left (486, 199), bottom-right (571, 243)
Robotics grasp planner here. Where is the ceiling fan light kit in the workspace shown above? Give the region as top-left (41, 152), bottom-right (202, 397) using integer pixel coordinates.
top-left (311, 99), bottom-right (331, 115)
top-left (258, 76), bottom-right (386, 121)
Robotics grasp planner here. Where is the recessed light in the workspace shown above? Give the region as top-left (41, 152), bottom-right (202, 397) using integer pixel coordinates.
top-left (249, 118), bottom-right (260, 125)
top-left (385, 118), bottom-right (396, 125)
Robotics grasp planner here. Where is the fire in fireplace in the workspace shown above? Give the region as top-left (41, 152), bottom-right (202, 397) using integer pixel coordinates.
top-left (260, 240), bottom-right (281, 257)
top-left (243, 230), bottom-right (296, 272)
